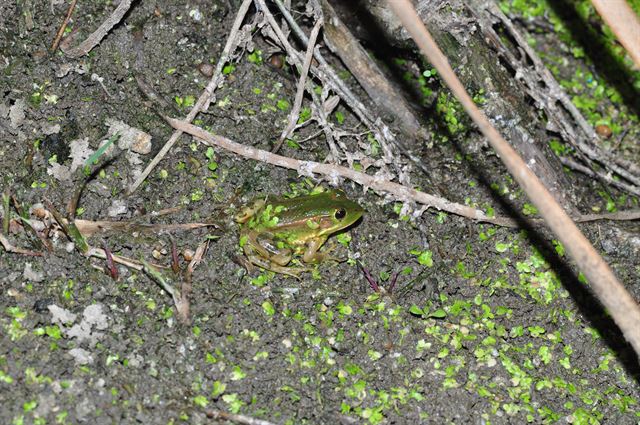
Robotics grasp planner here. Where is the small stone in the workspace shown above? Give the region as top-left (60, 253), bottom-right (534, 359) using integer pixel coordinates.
top-left (49, 304), bottom-right (77, 325)
top-left (197, 63), bottom-right (214, 78)
top-left (23, 262), bottom-right (45, 282)
top-left (69, 348), bottom-right (94, 365)
top-left (107, 200), bottom-right (128, 217)
top-left (9, 99), bottom-right (26, 129)
top-left (105, 118), bottom-right (152, 155)
top-left (595, 124), bottom-right (612, 139)
top-left (182, 249), bottom-right (194, 261)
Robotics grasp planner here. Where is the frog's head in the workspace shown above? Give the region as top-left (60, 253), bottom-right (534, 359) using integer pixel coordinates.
top-left (317, 190), bottom-right (364, 236)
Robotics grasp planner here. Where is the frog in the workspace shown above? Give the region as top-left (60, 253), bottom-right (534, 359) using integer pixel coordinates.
top-left (235, 189), bottom-right (364, 278)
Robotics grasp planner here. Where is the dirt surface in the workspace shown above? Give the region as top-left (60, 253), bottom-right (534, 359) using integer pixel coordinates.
top-left (1, 1), bottom-right (640, 424)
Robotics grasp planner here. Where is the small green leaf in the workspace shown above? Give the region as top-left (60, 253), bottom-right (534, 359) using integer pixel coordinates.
top-left (409, 305), bottom-right (424, 316)
top-left (429, 309), bottom-right (447, 319)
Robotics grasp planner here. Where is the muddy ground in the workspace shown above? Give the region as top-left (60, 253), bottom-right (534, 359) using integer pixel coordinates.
top-left (1, 1), bottom-right (640, 424)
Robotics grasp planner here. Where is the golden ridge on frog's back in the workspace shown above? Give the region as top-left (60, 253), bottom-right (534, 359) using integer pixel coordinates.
top-left (236, 190), bottom-right (364, 278)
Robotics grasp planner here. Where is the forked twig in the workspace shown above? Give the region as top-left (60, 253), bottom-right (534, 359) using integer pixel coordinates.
top-left (388, 0), bottom-right (640, 358)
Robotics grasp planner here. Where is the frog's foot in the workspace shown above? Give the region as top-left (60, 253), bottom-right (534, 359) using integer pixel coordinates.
top-left (246, 255), bottom-right (310, 279)
top-left (312, 242), bottom-right (347, 264)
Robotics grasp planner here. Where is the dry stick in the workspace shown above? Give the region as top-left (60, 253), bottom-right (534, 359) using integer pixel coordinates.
top-left (387, 0), bottom-right (640, 358)
top-left (206, 409), bottom-right (276, 425)
top-left (50, 0), bottom-right (77, 52)
top-left (62, 0), bottom-right (132, 58)
top-left (0, 234), bottom-right (44, 257)
top-left (574, 209), bottom-right (640, 222)
top-left (591, 0), bottom-right (640, 69)
top-left (319, 0), bottom-right (434, 178)
top-left (86, 247), bottom-right (145, 270)
top-left (273, 18), bottom-right (323, 153)
top-left (559, 156), bottom-right (640, 196)
top-left (128, 0), bottom-right (254, 194)
top-left (74, 219), bottom-right (217, 238)
top-left (166, 117), bottom-right (517, 227)
top-left (178, 240), bottom-right (208, 324)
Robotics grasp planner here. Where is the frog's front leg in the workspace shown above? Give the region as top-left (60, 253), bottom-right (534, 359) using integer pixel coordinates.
top-left (301, 237), bottom-right (343, 264)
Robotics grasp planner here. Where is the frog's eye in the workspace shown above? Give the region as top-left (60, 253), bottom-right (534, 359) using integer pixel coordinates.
top-left (334, 208), bottom-right (346, 220)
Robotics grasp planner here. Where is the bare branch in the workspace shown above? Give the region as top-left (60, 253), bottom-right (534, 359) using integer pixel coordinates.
top-left (165, 117), bottom-right (517, 227)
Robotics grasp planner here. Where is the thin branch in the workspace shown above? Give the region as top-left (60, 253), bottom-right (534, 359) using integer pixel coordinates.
top-left (0, 234), bottom-right (44, 257)
top-left (483, 2), bottom-right (640, 192)
top-left (273, 18), bottom-right (323, 153)
top-left (50, 0), bottom-right (77, 52)
top-left (62, 0), bottom-right (132, 58)
top-left (266, 0), bottom-right (398, 164)
top-left (165, 117), bottom-right (517, 227)
top-left (74, 219), bottom-right (218, 238)
top-left (206, 409), bottom-right (276, 425)
top-left (387, 0), bottom-right (640, 359)
top-left (128, 0), bottom-right (254, 194)
top-left (559, 156), bottom-right (640, 196)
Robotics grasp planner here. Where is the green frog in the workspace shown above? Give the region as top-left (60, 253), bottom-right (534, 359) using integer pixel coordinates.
top-left (236, 189), bottom-right (364, 278)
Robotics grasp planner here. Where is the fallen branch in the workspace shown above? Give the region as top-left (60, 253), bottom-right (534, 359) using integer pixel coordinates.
top-left (74, 219), bottom-right (218, 238)
top-left (388, 0), bottom-right (640, 358)
top-left (0, 234), bottom-right (44, 257)
top-left (62, 0), bottom-right (133, 58)
top-left (165, 117), bottom-right (517, 227)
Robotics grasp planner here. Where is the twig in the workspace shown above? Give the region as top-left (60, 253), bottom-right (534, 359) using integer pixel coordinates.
top-left (45, 200), bottom-right (89, 254)
top-left (206, 409), bottom-right (276, 425)
top-left (62, 0), bottom-right (133, 58)
top-left (482, 2), bottom-right (640, 192)
top-left (574, 210), bottom-right (640, 222)
top-left (559, 156), bottom-right (640, 196)
top-left (0, 234), bottom-right (44, 257)
top-left (74, 219), bottom-right (218, 238)
top-left (165, 117), bottom-right (517, 227)
top-left (170, 237), bottom-right (180, 274)
top-left (141, 258), bottom-right (181, 308)
top-left (591, 0), bottom-right (640, 69)
top-left (273, 18), bottom-right (323, 153)
top-left (128, 0), bottom-right (254, 194)
top-left (50, 0), bottom-right (77, 52)
top-left (388, 0), bottom-right (640, 359)
top-left (2, 190), bottom-right (9, 234)
top-left (266, 0), bottom-right (399, 165)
